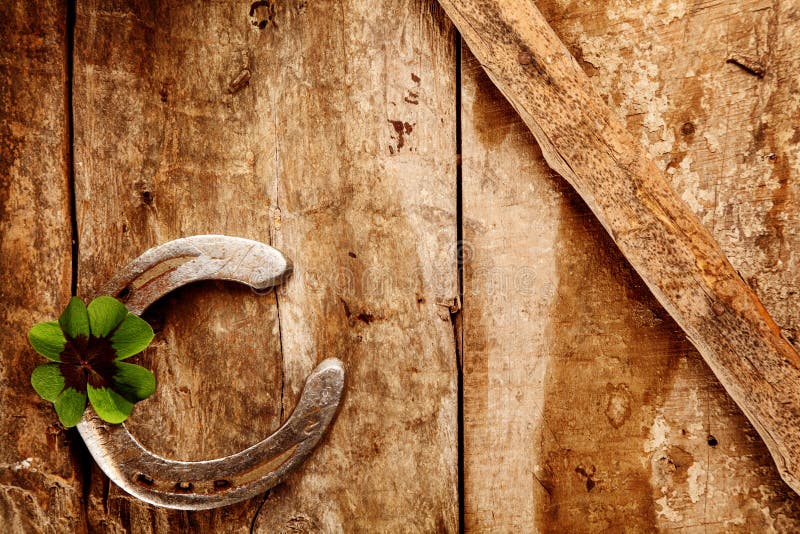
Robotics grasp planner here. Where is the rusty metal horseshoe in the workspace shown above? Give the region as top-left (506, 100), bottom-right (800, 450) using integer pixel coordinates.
top-left (76, 235), bottom-right (345, 510)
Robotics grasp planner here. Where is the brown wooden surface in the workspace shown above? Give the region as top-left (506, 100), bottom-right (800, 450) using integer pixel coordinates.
top-left (442, 0), bottom-right (800, 514)
top-left (460, 0), bottom-right (800, 531)
top-left (3, 0), bottom-right (800, 532)
top-left (72, 0), bottom-right (458, 531)
top-left (0, 2), bottom-right (86, 532)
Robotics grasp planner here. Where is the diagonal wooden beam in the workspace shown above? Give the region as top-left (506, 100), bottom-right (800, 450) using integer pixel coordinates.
top-left (439, 0), bottom-right (800, 494)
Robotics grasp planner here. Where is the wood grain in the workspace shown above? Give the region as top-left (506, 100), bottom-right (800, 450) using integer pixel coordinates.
top-left (73, 0), bottom-right (458, 531)
top-left (460, 46), bottom-right (564, 531)
top-left (74, 1), bottom-right (284, 530)
top-left (11, 0), bottom-right (799, 530)
top-left (441, 0), bottom-right (800, 499)
top-left (0, 1), bottom-right (86, 532)
top-left (460, 0), bottom-right (800, 530)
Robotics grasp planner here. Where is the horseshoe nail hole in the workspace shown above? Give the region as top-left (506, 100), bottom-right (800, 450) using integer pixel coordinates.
top-left (175, 481), bottom-right (194, 492)
top-left (136, 474), bottom-right (154, 487)
top-left (213, 479), bottom-right (231, 490)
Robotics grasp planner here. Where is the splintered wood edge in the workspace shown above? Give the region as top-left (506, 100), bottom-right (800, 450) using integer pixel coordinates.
top-left (438, 0), bottom-right (800, 495)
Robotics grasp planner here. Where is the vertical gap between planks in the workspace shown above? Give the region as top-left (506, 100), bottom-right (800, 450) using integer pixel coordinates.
top-left (66, 0), bottom-right (78, 296)
top-left (273, 99), bottom-right (286, 425)
top-left (64, 0), bottom-right (93, 521)
top-left (251, 45), bottom-right (286, 534)
top-left (454, 31), bottom-right (466, 534)
top-left (249, 490), bottom-right (270, 534)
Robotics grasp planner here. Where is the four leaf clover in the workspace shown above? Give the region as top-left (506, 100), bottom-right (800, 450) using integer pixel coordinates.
top-left (28, 296), bottom-right (156, 427)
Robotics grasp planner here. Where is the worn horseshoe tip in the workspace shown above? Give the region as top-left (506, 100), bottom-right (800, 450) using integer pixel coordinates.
top-left (76, 235), bottom-right (344, 510)
top-left (78, 358), bottom-right (345, 510)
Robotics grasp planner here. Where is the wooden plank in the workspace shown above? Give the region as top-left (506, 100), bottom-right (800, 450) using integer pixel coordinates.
top-left (461, 0), bottom-right (800, 530)
top-left (442, 0), bottom-right (800, 498)
top-left (460, 46), bottom-right (564, 531)
top-left (73, 1), bottom-right (284, 529)
top-left (73, 0), bottom-right (458, 531)
top-left (0, 1), bottom-right (85, 532)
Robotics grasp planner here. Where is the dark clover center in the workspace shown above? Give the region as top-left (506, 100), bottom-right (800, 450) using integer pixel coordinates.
top-left (59, 335), bottom-right (118, 391)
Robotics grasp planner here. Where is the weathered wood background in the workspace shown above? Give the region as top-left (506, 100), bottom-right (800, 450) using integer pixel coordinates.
top-left (462, 0), bottom-right (800, 531)
top-left (1, 0), bottom-right (799, 532)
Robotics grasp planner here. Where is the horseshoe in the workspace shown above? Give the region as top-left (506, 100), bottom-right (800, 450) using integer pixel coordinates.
top-left (76, 235), bottom-right (345, 510)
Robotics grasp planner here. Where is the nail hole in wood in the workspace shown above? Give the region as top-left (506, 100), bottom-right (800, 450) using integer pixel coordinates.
top-left (249, 0), bottom-right (274, 29)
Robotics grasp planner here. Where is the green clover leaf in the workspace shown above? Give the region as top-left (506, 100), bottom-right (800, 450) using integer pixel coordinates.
top-left (29, 296), bottom-right (156, 427)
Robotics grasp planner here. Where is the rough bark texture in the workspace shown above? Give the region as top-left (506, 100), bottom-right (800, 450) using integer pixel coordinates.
top-left (0, 2), bottom-right (86, 532)
top-left (461, 0), bottom-right (800, 531)
top-left (72, 0), bottom-right (458, 532)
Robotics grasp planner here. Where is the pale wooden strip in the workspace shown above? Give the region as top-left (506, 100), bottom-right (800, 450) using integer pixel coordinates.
top-left (441, 0), bottom-right (800, 497)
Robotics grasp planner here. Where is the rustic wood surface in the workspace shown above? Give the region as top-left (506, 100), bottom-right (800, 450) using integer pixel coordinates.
top-left (72, 0), bottom-right (458, 532)
top-left (0, 2), bottom-right (86, 532)
top-left (441, 0), bottom-right (800, 509)
top-left (4, 0), bottom-right (800, 532)
top-left (460, 0), bottom-right (800, 531)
